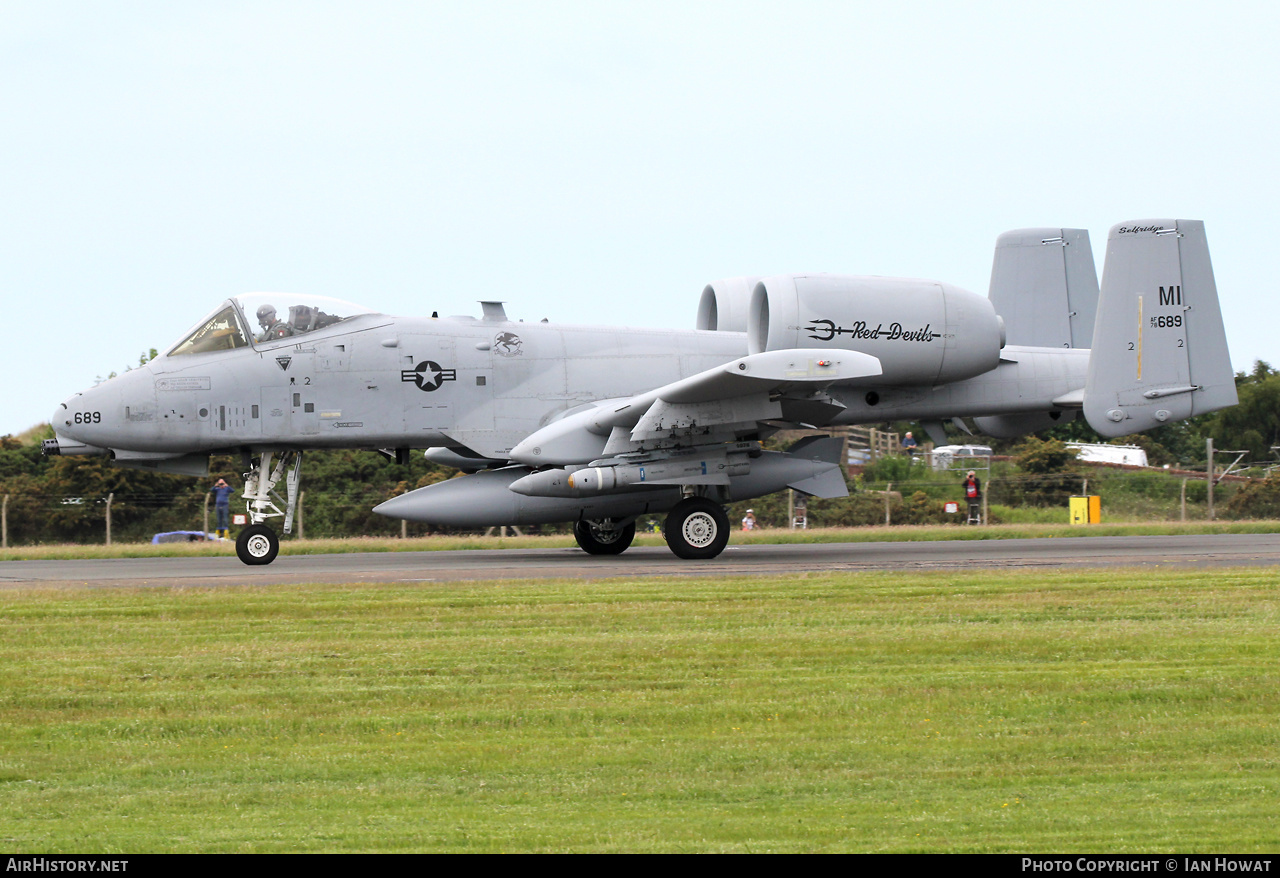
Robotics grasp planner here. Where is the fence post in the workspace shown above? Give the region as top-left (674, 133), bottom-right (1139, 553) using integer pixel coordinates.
top-left (105, 492), bottom-right (114, 546)
top-left (203, 493), bottom-right (210, 536)
top-left (298, 490), bottom-right (305, 541)
top-left (1180, 479), bottom-right (1187, 522)
top-left (1206, 438), bottom-right (1215, 521)
top-left (2, 494), bottom-right (7, 549)
top-left (885, 482), bottom-right (892, 526)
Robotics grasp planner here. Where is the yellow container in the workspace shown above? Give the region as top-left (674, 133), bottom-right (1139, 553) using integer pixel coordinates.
top-left (1069, 496), bottom-right (1089, 525)
top-left (1069, 495), bottom-right (1102, 524)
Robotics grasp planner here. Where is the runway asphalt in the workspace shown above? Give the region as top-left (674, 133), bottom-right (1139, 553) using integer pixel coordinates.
top-left (2, 533), bottom-right (1278, 589)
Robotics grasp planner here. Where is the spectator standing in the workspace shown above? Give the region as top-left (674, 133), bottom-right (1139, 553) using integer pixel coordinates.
top-left (210, 478), bottom-right (236, 539)
top-left (901, 431), bottom-right (918, 457)
top-left (962, 470), bottom-right (982, 524)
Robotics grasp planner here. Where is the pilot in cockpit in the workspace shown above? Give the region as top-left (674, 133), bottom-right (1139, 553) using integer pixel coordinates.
top-left (255, 304), bottom-right (293, 342)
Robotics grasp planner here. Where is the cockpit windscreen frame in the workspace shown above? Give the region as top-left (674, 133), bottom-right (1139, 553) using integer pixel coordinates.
top-left (166, 294), bottom-right (379, 358)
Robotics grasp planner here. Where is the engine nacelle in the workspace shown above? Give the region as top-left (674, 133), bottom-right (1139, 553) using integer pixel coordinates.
top-left (696, 276), bottom-right (760, 332)
top-left (747, 275), bottom-right (1004, 385)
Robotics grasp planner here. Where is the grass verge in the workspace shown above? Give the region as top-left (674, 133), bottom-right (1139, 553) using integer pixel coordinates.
top-left (1, 568), bottom-right (1277, 852)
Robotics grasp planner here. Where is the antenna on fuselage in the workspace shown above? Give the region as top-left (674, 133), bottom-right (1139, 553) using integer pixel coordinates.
top-left (480, 301), bottom-right (508, 322)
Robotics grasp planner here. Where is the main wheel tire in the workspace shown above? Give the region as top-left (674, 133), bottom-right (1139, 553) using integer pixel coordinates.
top-left (664, 498), bottom-right (731, 560)
top-left (236, 524), bottom-right (279, 566)
top-left (573, 520), bottom-right (636, 555)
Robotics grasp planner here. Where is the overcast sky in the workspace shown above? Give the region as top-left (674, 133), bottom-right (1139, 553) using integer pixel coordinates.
top-left (4, 1), bottom-right (1277, 435)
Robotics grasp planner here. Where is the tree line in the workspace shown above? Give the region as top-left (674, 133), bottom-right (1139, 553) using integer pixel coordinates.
top-left (0, 431), bottom-right (457, 545)
top-left (4, 362), bottom-right (1279, 545)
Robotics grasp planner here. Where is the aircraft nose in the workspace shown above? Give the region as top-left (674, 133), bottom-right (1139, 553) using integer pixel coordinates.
top-left (52, 391), bottom-right (96, 440)
top-left (46, 387), bottom-right (112, 457)
top-left (52, 368), bottom-right (139, 445)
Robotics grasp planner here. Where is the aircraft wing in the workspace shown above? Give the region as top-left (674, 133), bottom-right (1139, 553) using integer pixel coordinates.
top-left (509, 348), bottom-right (882, 465)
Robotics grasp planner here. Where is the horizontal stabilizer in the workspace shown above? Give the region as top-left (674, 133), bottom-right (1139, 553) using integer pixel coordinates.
top-left (1083, 220), bottom-right (1237, 437)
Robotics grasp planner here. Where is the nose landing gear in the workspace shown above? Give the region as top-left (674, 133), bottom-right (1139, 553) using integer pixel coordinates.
top-left (236, 524), bottom-right (280, 565)
top-left (235, 450), bottom-right (302, 566)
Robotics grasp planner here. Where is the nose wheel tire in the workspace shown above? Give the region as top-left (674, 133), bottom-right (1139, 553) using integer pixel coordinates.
top-left (573, 520), bottom-right (636, 555)
top-left (236, 524), bottom-right (280, 565)
top-left (664, 498), bottom-right (730, 560)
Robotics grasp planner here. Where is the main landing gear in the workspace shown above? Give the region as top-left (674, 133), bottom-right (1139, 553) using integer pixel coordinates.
top-left (573, 519), bottom-right (637, 555)
top-left (235, 450), bottom-right (302, 566)
top-left (571, 495), bottom-right (732, 560)
top-left (663, 497), bottom-right (731, 560)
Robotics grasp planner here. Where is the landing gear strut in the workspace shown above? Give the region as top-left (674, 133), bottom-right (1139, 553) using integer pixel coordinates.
top-left (235, 450), bottom-right (302, 566)
top-left (573, 519), bottom-right (636, 555)
top-left (664, 497), bottom-right (730, 560)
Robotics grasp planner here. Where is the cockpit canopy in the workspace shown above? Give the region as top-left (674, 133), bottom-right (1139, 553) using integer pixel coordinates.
top-left (167, 294), bottom-right (378, 357)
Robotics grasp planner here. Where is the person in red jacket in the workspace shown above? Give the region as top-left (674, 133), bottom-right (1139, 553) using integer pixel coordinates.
top-left (962, 471), bottom-right (981, 524)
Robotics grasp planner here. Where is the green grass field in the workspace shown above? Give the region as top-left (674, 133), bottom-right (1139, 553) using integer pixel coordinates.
top-left (2, 567), bottom-right (1277, 852)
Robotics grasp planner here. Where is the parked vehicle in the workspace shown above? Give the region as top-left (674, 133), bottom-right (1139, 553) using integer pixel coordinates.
top-left (151, 531), bottom-right (226, 544)
top-left (930, 444), bottom-right (994, 471)
top-left (1066, 443), bottom-right (1149, 467)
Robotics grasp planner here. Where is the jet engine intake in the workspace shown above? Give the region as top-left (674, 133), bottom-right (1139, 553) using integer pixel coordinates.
top-left (747, 275), bottom-right (1003, 385)
top-left (696, 277), bottom-right (760, 333)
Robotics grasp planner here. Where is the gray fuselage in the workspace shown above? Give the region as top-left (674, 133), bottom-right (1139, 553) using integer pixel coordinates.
top-left (54, 311), bottom-right (1087, 459)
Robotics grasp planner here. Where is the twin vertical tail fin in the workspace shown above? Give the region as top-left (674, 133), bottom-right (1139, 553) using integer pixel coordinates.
top-left (1083, 220), bottom-right (1237, 438)
top-left (988, 227), bottom-right (1099, 348)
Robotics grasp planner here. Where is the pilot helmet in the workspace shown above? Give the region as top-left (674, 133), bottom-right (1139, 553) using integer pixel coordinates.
top-left (256, 304), bottom-right (277, 326)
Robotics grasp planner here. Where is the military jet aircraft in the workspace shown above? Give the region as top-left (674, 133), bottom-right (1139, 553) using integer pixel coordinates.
top-left (46, 219), bottom-right (1236, 564)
